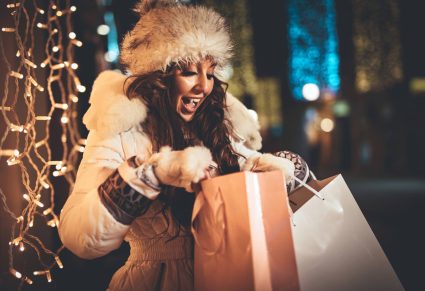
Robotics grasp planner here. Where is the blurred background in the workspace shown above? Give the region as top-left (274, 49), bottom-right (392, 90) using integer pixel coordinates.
top-left (1, 0), bottom-right (424, 290)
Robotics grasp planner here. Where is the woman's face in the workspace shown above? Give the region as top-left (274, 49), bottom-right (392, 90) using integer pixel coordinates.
top-left (170, 59), bottom-right (216, 122)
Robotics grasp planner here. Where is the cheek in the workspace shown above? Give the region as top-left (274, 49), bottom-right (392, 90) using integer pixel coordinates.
top-left (173, 77), bottom-right (193, 97)
top-left (206, 80), bottom-right (214, 96)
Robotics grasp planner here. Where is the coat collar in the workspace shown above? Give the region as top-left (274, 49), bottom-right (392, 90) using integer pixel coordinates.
top-left (83, 70), bottom-right (262, 150)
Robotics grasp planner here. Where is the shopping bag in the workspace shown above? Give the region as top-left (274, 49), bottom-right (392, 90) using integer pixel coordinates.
top-left (192, 171), bottom-right (300, 291)
top-left (289, 174), bottom-right (405, 291)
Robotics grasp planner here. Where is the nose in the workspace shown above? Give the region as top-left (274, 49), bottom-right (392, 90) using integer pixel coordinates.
top-left (193, 73), bottom-right (211, 96)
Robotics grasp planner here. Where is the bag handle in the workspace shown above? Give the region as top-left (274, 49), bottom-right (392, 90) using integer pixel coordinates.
top-left (291, 174), bottom-right (324, 200)
top-left (191, 189), bottom-right (226, 256)
top-left (288, 174), bottom-right (324, 227)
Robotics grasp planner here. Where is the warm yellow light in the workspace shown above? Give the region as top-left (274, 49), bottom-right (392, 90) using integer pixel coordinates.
top-left (72, 39), bottom-right (83, 47)
top-left (35, 116), bottom-right (51, 121)
top-left (40, 178), bottom-right (50, 189)
top-left (7, 155), bottom-right (20, 166)
top-left (19, 241), bottom-right (25, 252)
top-left (77, 85), bottom-right (86, 93)
top-left (70, 6), bottom-right (77, 12)
top-left (9, 71), bottom-right (23, 79)
top-left (51, 63), bottom-right (65, 70)
top-left (55, 256), bottom-right (64, 268)
top-left (56, 11), bottom-right (63, 17)
top-left (1, 27), bottom-right (15, 32)
top-left (61, 115), bottom-right (69, 124)
top-left (68, 32), bottom-right (76, 39)
top-left (47, 219), bottom-right (56, 227)
top-left (71, 63), bottom-right (79, 70)
top-left (24, 58), bottom-right (37, 68)
top-left (10, 123), bottom-right (24, 132)
top-left (43, 208), bottom-right (52, 215)
top-left (54, 103), bottom-right (69, 110)
top-left (24, 277), bottom-right (33, 285)
top-left (12, 237), bottom-right (22, 245)
top-left (36, 23), bottom-right (47, 29)
top-left (7, 3), bottom-right (21, 8)
top-left (40, 58), bottom-right (49, 68)
top-left (70, 94), bottom-right (79, 103)
top-left (52, 46), bottom-right (60, 52)
top-left (320, 118), bottom-right (334, 132)
top-left (10, 268), bottom-right (22, 279)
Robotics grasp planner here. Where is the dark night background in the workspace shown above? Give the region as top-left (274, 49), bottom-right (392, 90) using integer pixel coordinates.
top-left (1, 0), bottom-right (424, 290)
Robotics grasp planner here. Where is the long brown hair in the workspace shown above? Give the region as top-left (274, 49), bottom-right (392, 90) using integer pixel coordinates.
top-left (124, 63), bottom-right (240, 227)
top-left (125, 64), bottom-right (240, 174)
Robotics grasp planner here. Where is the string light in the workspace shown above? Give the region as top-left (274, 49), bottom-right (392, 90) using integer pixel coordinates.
top-left (7, 3), bottom-right (21, 8)
top-left (71, 39), bottom-right (83, 47)
top-left (1, 27), bottom-right (15, 32)
top-left (10, 268), bottom-right (22, 279)
top-left (9, 71), bottom-right (23, 79)
top-left (1, 0), bottom-right (83, 285)
top-left (35, 116), bottom-right (52, 121)
top-left (36, 22), bottom-right (48, 29)
top-left (55, 256), bottom-right (64, 269)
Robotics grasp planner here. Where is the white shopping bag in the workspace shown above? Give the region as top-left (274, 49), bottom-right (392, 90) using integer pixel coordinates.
top-left (289, 174), bottom-right (404, 291)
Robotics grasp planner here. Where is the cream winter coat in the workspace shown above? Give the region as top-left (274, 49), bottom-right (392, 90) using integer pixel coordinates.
top-left (58, 70), bottom-right (264, 291)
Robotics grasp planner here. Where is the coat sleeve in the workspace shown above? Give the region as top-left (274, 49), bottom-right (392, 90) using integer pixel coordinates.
top-left (58, 131), bottom-right (159, 259)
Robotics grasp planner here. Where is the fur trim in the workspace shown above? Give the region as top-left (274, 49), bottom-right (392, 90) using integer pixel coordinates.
top-left (83, 70), bottom-right (147, 137)
top-left (226, 93), bottom-right (262, 150)
top-left (241, 153), bottom-right (295, 181)
top-left (83, 70), bottom-right (262, 150)
top-left (120, 1), bottom-right (232, 75)
top-left (148, 145), bottom-right (212, 192)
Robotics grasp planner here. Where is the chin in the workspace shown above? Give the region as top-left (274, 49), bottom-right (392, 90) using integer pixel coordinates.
top-left (179, 113), bottom-right (195, 122)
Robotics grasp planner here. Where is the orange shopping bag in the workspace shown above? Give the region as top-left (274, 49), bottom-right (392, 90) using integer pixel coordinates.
top-left (192, 171), bottom-right (299, 291)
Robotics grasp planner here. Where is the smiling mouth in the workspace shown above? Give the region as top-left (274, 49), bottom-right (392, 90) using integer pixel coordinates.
top-left (181, 96), bottom-right (202, 113)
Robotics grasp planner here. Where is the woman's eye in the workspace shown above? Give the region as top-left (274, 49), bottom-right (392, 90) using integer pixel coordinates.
top-left (181, 71), bottom-right (197, 76)
top-left (207, 74), bottom-right (214, 80)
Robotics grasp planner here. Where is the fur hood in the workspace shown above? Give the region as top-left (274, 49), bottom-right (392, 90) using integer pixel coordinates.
top-left (83, 70), bottom-right (262, 150)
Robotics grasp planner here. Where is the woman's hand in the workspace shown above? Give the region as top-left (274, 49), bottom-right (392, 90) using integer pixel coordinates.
top-left (148, 146), bottom-right (212, 192)
top-left (242, 153), bottom-right (295, 182)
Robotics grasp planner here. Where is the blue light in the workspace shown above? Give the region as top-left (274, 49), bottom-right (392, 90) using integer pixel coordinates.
top-left (104, 12), bottom-right (119, 63)
top-left (288, 0), bottom-right (340, 100)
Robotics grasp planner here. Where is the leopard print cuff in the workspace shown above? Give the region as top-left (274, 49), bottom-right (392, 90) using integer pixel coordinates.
top-left (273, 151), bottom-right (314, 193)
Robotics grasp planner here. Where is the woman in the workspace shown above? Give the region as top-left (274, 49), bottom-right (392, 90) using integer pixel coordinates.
top-left (58, 1), bottom-right (313, 290)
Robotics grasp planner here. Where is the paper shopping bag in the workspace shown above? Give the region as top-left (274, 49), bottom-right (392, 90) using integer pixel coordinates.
top-left (289, 174), bottom-right (404, 291)
top-left (192, 171), bottom-right (300, 291)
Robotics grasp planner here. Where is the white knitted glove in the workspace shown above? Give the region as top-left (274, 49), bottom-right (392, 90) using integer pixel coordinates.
top-left (242, 153), bottom-right (295, 182)
top-left (148, 146), bottom-right (212, 192)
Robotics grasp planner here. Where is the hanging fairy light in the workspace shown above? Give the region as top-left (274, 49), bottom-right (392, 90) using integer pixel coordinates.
top-left (0, 0), bottom-right (83, 286)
